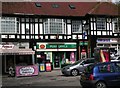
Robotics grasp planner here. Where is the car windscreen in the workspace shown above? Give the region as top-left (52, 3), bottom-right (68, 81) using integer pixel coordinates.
top-left (84, 64), bottom-right (94, 74)
top-left (72, 59), bottom-right (83, 65)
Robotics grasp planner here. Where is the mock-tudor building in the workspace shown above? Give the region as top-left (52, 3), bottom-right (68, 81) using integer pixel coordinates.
top-left (1, 2), bottom-right (119, 73)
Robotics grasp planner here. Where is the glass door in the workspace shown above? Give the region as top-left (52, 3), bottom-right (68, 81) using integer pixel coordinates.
top-left (5, 55), bottom-right (15, 73)
top-left (53, 52), bottom-right (63, 69)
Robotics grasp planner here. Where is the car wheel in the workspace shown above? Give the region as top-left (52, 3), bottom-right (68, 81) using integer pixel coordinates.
top-left (95, 81), bottom-right (106, 88)
top-left (71, 69), bottom-right (78, 76)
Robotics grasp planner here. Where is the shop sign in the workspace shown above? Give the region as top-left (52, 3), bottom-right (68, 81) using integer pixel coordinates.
top-left (36, 43), bottom-right (46, 49)
top-left (79, 42), bottom-right (88, 45)
top-left (46, 44), bottom-right (57, 48)
top-left (37, 44), bottom-right (76, 49)
top-left (46, 44), bottom-right (76, 49)
top-left (58, 44), bottom-right (76, 48)
top-left (20, 67), bottom-right (34, 75)
top-left (97, 39), bottom-right (110, 42)
top-left (97, 38), bottom-right (118, 43)
top-left (40, 44), bottom-right (45, 49)
top-left (16, 65), bottom-right (38, 77)
top-left (0, 44), bottom-right (14, 49)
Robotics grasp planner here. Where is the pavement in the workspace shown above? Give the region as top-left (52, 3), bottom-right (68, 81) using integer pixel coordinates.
top-left (1, 69), bottom-right (82, 88)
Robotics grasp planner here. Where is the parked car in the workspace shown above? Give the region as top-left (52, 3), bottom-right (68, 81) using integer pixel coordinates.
top-left (61, 58), bottom-right (96, 76)
top-left (80, 61), bottom-right (120, 88)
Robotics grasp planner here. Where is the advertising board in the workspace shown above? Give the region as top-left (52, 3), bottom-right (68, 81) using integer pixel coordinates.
top-left (16, 65), bottom-right (38, 77)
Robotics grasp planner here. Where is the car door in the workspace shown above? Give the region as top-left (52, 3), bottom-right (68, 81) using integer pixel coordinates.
top-left (99, 63), bottom-right (117, 86)
top-left (78, 60), bottom-right (86, 73)
top-left (114, 62), bottom-right (120, 86)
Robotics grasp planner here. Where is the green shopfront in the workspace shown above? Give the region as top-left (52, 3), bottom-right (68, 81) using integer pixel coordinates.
top-left (36, 42), bottom-right (88, 69)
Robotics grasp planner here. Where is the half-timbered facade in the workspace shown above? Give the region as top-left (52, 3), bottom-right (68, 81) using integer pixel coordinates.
top-left (1, 2), bottom-right (119, 72)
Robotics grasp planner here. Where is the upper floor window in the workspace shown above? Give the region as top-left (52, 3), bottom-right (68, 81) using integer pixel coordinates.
top-left (113, 18), bottom-right (120, 33)
top-left (1, 17), bottom-right (18, 34)
top-left (96, 18), bottom-right (106, 30)
top-left (43, 18), bottom-right (66, 34)
top-left (72, 20), bottom-right (82, 33)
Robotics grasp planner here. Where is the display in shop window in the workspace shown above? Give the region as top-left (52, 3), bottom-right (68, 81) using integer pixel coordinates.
top-left (70, 52), bottom-right (75, 63)
top-left (94, 47), bottom-right (110, 62)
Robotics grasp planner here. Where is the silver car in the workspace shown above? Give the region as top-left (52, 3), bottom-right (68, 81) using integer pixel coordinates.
top-left (61, 58), bottom-right (96, 76)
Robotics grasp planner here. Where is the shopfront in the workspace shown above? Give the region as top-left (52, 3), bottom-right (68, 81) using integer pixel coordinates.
top-left (36, 42), bottom-right (77, 69)
top-left (96, 38), bottom-right (120, 55)
top-left (36, 41), bottom-right (89, 69)
top-left (0, 42), bottom-right (35, 75)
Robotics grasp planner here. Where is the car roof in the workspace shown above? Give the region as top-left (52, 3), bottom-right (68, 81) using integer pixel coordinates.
top-left (86, 61), bottom-right (120, 68)
top-left (82, 58), bottom-right (95, 60)
top-left (95, 61), bottom-right (120, 66)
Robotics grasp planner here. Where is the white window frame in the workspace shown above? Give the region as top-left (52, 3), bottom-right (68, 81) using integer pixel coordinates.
top-left (72, 20), bottom-right (82, 33)
top-left (96, 18), bottom-right (106, 30)
top-left (43, 18), bottom-right (66, 34)
top-left (1, 17), bottom-right (18, 34)
top-left (113, 18), bottom-right (120, 33)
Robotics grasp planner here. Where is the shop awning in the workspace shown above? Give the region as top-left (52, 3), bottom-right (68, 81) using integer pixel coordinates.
top-left (0, 49), bottom-right (35, 55)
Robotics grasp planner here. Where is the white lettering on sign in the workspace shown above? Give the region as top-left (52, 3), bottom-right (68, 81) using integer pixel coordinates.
top-left (19, 67), bottom-right (35, 75)
top-left (0, 45), bottom-right (14, 49)
top-left (97, 39), bottom-right (110, 42)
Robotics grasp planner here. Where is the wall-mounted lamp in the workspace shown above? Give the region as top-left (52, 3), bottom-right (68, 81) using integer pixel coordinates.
top-left (82, 20), bottom-right (86, 25)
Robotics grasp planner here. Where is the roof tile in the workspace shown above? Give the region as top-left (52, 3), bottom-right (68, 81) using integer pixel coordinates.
top-left (2, 2), bottom-right (118, 16)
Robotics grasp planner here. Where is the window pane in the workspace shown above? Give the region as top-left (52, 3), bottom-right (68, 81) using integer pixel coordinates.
top-left (115, 63), bottom-right (120, 72)
top-left (44, 18), bottom-right (65, 34)
top-left (96, 18), bottom-right (106, 30)
top-left (72, 20), bottom-right (82, 33)
top-left (1, 17), bottom-right (17, 33)
top-left (99, 64), bottom-right (114, 73)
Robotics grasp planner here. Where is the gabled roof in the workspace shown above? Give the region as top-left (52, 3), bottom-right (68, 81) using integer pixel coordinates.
top-left (2, 2), bottom-right (118, 17)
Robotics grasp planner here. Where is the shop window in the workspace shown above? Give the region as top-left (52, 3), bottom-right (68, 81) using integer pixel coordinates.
top-left (36, 52), bottom-right (46, 63)
top-left (16, 55), bottom-right (32, 66)
top-left (66, 51), bottom-right (76, 63)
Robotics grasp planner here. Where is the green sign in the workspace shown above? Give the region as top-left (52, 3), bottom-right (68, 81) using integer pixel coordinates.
top-left (79, 42), bottom-right (88, 45)
top-left (46, 44), bottom-right (76, 49)
top-left (46, 44), bottom-right (57, 48)
top-left (58, 44), bottom-right (76, 48)
top-left (36, 42), bottom-right (88, 49)
top-left (36, 44), bottom-right (39, 49)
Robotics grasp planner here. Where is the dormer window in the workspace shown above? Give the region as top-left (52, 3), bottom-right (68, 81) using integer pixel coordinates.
top-left (69, 4), bottom-right (76, 9)
top-left (52, 4), bottom-right (59, 8)
top-left (35, 3), bottom-right (42, 7)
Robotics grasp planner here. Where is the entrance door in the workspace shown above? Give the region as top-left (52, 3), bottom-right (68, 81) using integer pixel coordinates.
top-left (53, 52), bottom-right (63, 69)
top-left (5, 55), bottom-right (15, 73)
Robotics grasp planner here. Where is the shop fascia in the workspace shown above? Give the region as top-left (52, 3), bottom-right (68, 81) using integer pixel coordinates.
top-left (0, 43), bottom-right (14, 49)
top-left (97, 38), bottom-right (118, 43)
top-left (0, 42), bottom-right (31, 49)
top-left (36, 42), bottom-right (88, 50)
